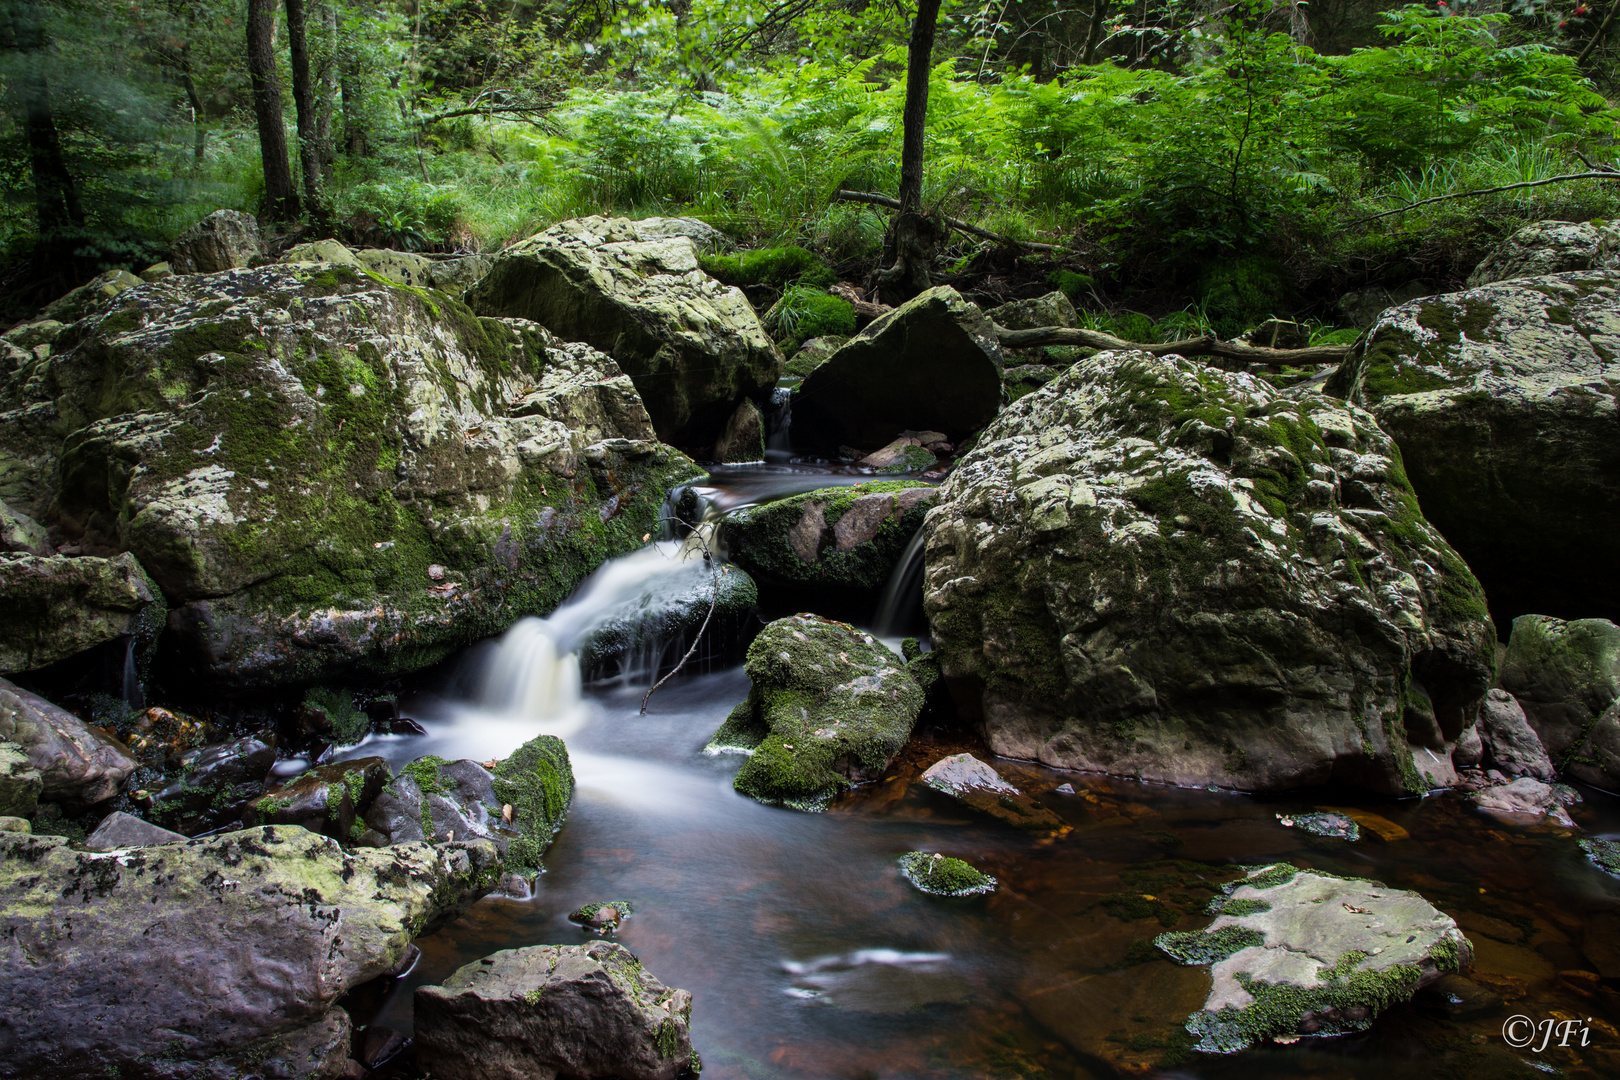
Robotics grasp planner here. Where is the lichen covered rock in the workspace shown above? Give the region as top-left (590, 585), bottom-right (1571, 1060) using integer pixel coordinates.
top-left (708, 615), bottom-right (924, 810)
top-left (0, 551), bottom-right (165, 674)
top-left (0, 825), bottom-right (501, 1079)
top-left (920, 752), bottom-right (1064, 829)
top-left (415, 941), bottom-right (694, 1080)
top-left (0, 263), bottom-right (700, 685)
top-left (1466, 220), bottom-right (1620, 287)
top-left (1498, 614), bottom-right (1620, 788)
top-left (925, 351), bottom-right (1495, 794)
top-left (726, 480), bottom-right (936, 591)
top-left (467, 215), bottom-right (781, 453)
top-left (1160, 864), bottom-right (1471, 1053)
top-left (169, 209), bottom-right (263, 275)
top-left (1326, 271), bottom-right (1620, 622)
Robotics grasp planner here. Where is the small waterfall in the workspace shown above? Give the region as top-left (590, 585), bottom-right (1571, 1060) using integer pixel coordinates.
top-left (764, 386), bottom-right (794, 463)
top-left (873, 526), bottom-right (928, 636)
top-left (478, 618), bottom-right (583, 716)
top-left (119, 636), bottom-right (145, 710)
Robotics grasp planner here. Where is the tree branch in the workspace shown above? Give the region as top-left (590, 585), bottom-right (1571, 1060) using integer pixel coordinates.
top-left (835, 189), bottom-right (1061, 251)
top-left (997, 325), bottom-right (1353, 367)
top-left (1356, 171), bottom-right (1620, 222)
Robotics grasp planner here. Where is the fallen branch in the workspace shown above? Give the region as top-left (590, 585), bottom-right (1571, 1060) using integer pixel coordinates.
top-left (1355, 171), bottom-right (1620, 222)
top-left (998, 325), bottom-right (1353, 368)
top-left (834, 190), bottom-right (1061, 252)
top-left (641, 543), bottom-right (720, 715)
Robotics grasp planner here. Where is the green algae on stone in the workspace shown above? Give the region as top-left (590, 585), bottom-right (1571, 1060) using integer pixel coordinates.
top-left (1155, 925), bottom-right (1264, 965)
top-left (1580, 837), bottom-right (1620, 878)
top-left (491, 734), bottom-right (574, 872)
top-left (726, 480), bottom-right (936, 591)
top-left (899, 851), bottom-right (996, 896)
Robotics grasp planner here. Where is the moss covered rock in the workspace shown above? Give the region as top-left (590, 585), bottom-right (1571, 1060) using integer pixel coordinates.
top-left (1498, 614), bottom-right (1620, 788)
top-left (0, 263), bottom-right (701, 687)
top-left (0, 551), bottom-right (166, 675)
top-left (1160, 864), bottom-right (1471, 1053)
top-left (467, 216), bottom-right (781, 454)
top-left (726, 480), bottom-right (936, 592)
top-left (169, 209), bottom-right (263, 275)
top-left (899, 851), bottom-right (997, 896)
top-left (0, 825), bottom-right (500, 1079)
top-left (1466, 220), bottom-right (1620, 287)
top-left (708, 614), bottom-right (924, 810)
top-left (925, 350), bottom-right (1495, 794)
top-left (1326, 271), bottom-right (1620, 623)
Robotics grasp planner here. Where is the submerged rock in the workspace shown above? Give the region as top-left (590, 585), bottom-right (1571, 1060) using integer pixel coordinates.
top-left (925, 351), bottom-right (1495, 794)
top-left (0, 262), bottom-right (698, 686)
top-left (0, 676), bottom-right (135, 804)
top-left (1467, 220), bottom-right (1620, 287)
top-left (708, 615), bottom-right (924, 810)
top-left (898, 851), bottom-right (997, 896)
top-left (0, 551), bottom-right (165, 674)
top-left (0, 825), bottom-right (500, 1079)
top-left (920, 752), bottom-right (1064, 830)
top-left (1325, 271), bottom-right (1620, 622)
top-left (794, 286), bottom-right (1003, 452)
top-left (1498, 614), bottom-right (1620, 789)
top-left (1157, 863), bottom-right (1470, 1052)
top-left (169, 209), bottom-right (263, 275)
top-left (414, 941), bottom-right (695, 1080)
top-left (467, 215), bottom-right (781, 453)
top-left (726, 481), bottom-right (936, 592)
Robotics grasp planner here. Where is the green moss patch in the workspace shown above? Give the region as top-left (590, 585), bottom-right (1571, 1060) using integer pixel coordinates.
top-left (1579, 836), bottom-right (1620, 879)
top-left (898, 851), bottom-right (996, 896)
top-left (491, 735), bottom-right (574, 873)
top-left (1155, 925), bottom-right (1265, 965)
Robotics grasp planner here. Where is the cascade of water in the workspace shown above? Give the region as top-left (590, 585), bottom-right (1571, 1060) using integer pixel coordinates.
top-left (764, 386), bottom-right (794, 463)
top-left (119, 636), bottom-right (145, 710)
top-left (872, 525), bottom-right (928, 636)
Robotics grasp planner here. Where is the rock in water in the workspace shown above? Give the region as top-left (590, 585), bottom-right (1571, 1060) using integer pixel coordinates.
top-left (1466, 220), bottom-right (1620, 287)
top-left (577, 561), bottom-right (758, 684)
top-left (707, 615), bottom-right (924, 810)
top-left (925, 351), bottom-right (1495, 794)
top-left (1475, 688), bottom-right (1556, 780)
top-left (168, 209), bottom-right (263, 274)
top-left (793, 286), bottom-right (1003, 452)
top-left (898, 851), bottom-right (997, 896)
top-left (726, 481), bottom-right (936, 591)
top-left (0, 676), bottom-right (135, 804)
top-left (414, 941), bottom-right (695, 1080)
top-left (1498, 614), bottom-right (1620, 789)
top-left (920, 752), bottom-right (1064, 829)
top-left (467, 216), bottom-right (781, 454)
top-left (0, 262), bottom-right (699, 686)
top-left (1469, 776), bottom-right (1580, 826)
top-left (252, 757), bottom-right (390, 841)
top-left (1157, 863), bottom-right (1471, 1052)
top-left (1325, 271), bottom-right (1620, 622)
top-left (0, 551), bottom-right (165, 674)
top-left (0, 825), bottom-right (500, 1079)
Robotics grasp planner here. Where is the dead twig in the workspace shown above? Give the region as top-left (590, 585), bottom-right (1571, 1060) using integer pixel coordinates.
top-left (1354, 172), bottom-right (1620, 222)
top-left (998, 325), bottom-right (1355, 368)
top-left (640, 532), bottom-right (720, 715)
top-left (834, 189), bottom-right (1062, 253)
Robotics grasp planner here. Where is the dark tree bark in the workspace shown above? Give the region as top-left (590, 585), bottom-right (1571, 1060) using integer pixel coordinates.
top-left (878, 0), bottom-right (945, 303)
top-left (315, 0), bottom-right (338, 178)
top-left (247, 0), bottom-right (298, 222)
top-left (0, 0), bottom-right (84, 261)
top-left (1082, 0), bottom-right (1109, 65)
top-left (284, 0), bottom-right (327, 226)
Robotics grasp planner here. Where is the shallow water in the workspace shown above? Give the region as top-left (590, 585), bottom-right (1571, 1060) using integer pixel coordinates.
top-left (344, 666), bottom-right (1620, 1080)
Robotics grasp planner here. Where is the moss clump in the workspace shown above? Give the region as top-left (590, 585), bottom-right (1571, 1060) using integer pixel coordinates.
top-left (302, 687), bottom-right (370, 746)
top-left (766, 286), bottom-right (856, 351)
top-left (1579, 836), bottom-right (1620, 878)
top-left (400, 755), bottom-right (451, 796)
top-left (1155, 925), bottom-right (1265, 965)
top-left (898, 851), bottom-right (996, 896)
top-left (491, 734), bottom-right (574, 873)
top-left (701, 245), bottom-right (834, 288)
top-left (1216, 897), bottom-right (1272, 917)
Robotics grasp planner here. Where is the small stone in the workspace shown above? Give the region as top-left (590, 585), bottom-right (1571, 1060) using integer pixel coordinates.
top-left (898, 851), bottom-right (996, 896)
top-left (570, 899), bottom-right (634, 933)
top-left (427, 563), bottom-right (446, 581)
top-left (84, 811), bottom-right (187, 850)
top-left (1054, 783), bottom-right (1075, 795)
top-left (0, 816), bottom-right (30, 833)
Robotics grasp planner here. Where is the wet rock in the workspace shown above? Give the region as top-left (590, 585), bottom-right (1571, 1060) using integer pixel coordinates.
top-left (428, 253), bottom-right (495, 295)
top-left (280, 238), bottom-right (362, 266)
top-left (151, 733), bottom-right (275, 832)
top-left (83, 809), bottom-right (187, 849)
top-left (707, 615), bottom-right (924, 811)
top-left (414, 940), bottom-right (694, 1080)
top-left (360, 1024), bottom-right (410, 1069)
top-left (1157, 863), bottom-right (1471, 1052)
top-left (1276, 810), bottom-right (1359, 840)
top-left (468, 216), bottom-right (781, 453)
top-left (1325, 272), bottom-right (1620, 621)
top-left (0, 825), bottom-right (500, 1079)
top-left (169, 209), bottom-right (263, 274)
top-left (1498, 614), bottom-right (1620, 788)
top-left (712, 397), bottom-right (765, 463)
top-left (354, 247), bottom-right (434, 287)
top-left (1476, 688), bottom-right (1556, 779)
top-left (570, 899), bottom-right (634, 933)
top-left (0, 742), bottom-right (41, 815)
top-left (578, 557), bottom-right (757, 684)
top-left (921, 752), bottom-right (1064, 830)
top-left (1471, 776), bottom-right (1580, 827)
top-left (898, 851), bottom-right (997, 896)
top-left (926, 351), bottom-right (1495, 794)
top-left (0, 262), bottom-right (698, 686)
top-left (1580, 836), bottom-right (1620, 879)
top-left (0, 551), bottom-right (165, 674)
top-left (0, 677), bottom-right (135, 804)
top-left (0, 499), bottom-right (49, 554)
top-left (1467, 220), bottom-right (1620, 287)
top-left (727, 481), bottom-right (936, 592)
top-left (253, 757), bottom-right (390, 842)
top-left (858, 435), bottom-right (937, 473)
top-left (794, 286), bottom-right (1003, 452)
top-left (1415, 973), bottom-right (1503, 1018)
top-left (782, 334), bottom-right (846, 379)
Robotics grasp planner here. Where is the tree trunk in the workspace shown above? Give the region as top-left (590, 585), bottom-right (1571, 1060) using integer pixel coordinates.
top-left (1082, 0), bottom-right (1108, 65)
top-left (879, 0), bottom-right (944, 304)
top-left (247, 0), bottom-right (298, 222)
top-left (0, 0), bottom-right (84, 261)
top-left (315, 0), bottom-right (338, 178)
top-left (284, 0), bottom-right (326, 227)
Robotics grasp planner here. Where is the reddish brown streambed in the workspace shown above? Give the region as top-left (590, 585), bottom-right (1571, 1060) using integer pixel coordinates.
top-left (345, 666), bottom-right (1620, 1080)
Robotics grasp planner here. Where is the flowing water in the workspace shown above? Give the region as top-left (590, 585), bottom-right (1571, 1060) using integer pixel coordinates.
top-left (336, 466), bottom-right (1620, 1080)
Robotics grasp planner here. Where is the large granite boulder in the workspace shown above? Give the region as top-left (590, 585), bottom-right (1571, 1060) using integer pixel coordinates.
top-left (0, 263), bottom-right (699, 686)
top-left (793, 286), bottom-right (1003, 453)
top-left (1498, 614), bottom-right (1620, 788)
top-left (1156, 863), bottom-right (1470, 1052)
top-left (414, 941), bottom-right (695, 1080)
top-left (168, 209), bottom-right (263, 275)
top-left (1325, 271), bottom-right (1620, 623)
top-left (0, 825), bottom-right (500, 1079)
top-left (725, 480), bottom-right (937, 591)
top-left (925, 351), bottom-right (1496, 794)
top-left (706, 614), bottom-right (924, 810)
top-left (1475, 688), bottom-right (1556, 780)
top-left (467, 216), bottom-right (780, 454)
top-left (0, 551), bottom-right (165, 674)
top-left (1466, 220), bottom-right (1620, 287)
top-left (0, 676), bottom-right (135, 804)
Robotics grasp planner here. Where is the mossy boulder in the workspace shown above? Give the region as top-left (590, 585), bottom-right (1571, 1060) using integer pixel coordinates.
top-left (467, 216), bottom-right (781, 454)
top-left (793, 286), bottom-right (1004, 453)
top-left (0, 676), bottom-right (136, 805)
top-left (925, 350), bottom-right (1495, 794)
top-left (0, 263), bottom-right (701, 686)
top-left (0, 551), bottom-right (166, 675)
top-left (726, 480), bottom-right (937, 592)
top-left (0, 825), bottom-right (500, 1079)
top-left (1467, 220), bottom-right (1620, 287)
top-left (252, 756), bottom-right (390, 842)
top-left (1159, 864), bottom-right (1471, 1053)
top-left (149, 732), bottom-right (275, 833)
top-left (1498, 614), bottom-right (1620, 788)
top-left (899, 851), bottom-right (997, 896)
top-left (1326, 271), bottom-right (1620, 624)
top-left (354, 247), bottom-right (435, 287)
top-left (708, 614), bottom-right (924, 810)
top-left (169, 208), bottom-right (262, 274)
top-left (988, 290), bottom-right (1080, 368)
top-left (782, 334), bottom-right (846, 379)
